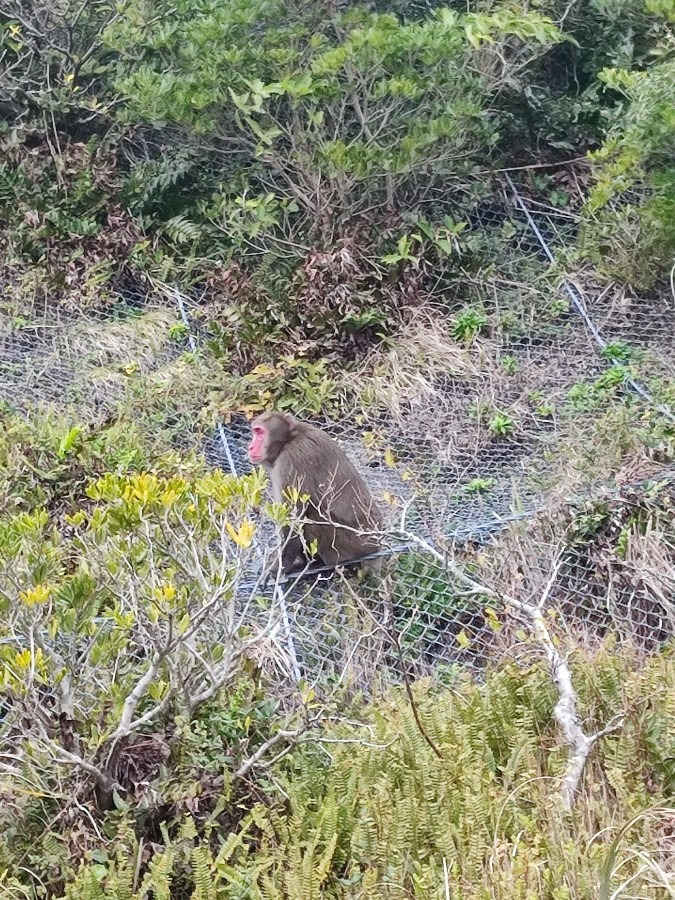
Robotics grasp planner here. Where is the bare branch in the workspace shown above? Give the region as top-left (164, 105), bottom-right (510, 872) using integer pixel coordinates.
top-left (39, 739), bottom-right (117, 794)
top-left (234, 727), bottom-right (307, 781)
top-left (398, 528), bottom-right (623, 809)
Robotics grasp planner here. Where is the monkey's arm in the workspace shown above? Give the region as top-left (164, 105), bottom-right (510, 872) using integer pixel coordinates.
top-left (261, 525), bottom-right (307, 584)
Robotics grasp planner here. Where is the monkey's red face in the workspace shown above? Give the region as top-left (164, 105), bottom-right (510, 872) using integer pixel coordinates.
top-left (248, 424), bottom-right (267, 465)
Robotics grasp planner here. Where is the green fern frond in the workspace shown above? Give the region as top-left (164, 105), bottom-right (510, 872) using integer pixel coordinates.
top-left (163, 214), bottom-right (202, 244)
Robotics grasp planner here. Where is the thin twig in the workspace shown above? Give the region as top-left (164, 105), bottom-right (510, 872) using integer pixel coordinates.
top-left (384, 585), bottom-right (443, 760)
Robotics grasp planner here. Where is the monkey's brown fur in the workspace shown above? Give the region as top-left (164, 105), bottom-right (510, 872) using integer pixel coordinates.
top-left (248, 411), bottom-right (383, 576)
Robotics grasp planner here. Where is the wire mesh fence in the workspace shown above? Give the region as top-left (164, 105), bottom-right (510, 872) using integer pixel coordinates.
top-left (2, 177), bottom-right (674, 695)
top-left (233, 473), bottom-right (675, 699)
top-left (0, 290), bottom-right (179, 417)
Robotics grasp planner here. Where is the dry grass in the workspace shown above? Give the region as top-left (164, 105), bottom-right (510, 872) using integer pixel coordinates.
top-left (596, 806), bottom-right (675, 898)
top-left (343, 307), bottom-right (482, 422)
top-left (64, 307), bottom-right (178, 372)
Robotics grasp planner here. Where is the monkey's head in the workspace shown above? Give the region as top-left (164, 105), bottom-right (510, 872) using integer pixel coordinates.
top-left (248, 411), bottom-right (298, 467)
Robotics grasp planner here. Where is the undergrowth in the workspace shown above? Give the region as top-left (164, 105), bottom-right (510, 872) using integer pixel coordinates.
top-left (7, 646), bottom-right (671, 900)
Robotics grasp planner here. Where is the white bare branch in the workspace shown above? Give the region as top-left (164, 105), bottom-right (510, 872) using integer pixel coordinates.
top-left (399, 528), bottom-right (623, 809)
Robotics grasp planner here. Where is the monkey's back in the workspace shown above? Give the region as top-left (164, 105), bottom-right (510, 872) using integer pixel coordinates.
top-left (275, 422), bottom-right (382, 540)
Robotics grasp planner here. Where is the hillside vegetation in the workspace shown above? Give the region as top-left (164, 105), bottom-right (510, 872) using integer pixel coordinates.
top-left (1, 1), bottom-right (675, 897)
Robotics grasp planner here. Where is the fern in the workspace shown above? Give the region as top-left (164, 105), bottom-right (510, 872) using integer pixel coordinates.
top-left (80, 870), bottom-right (108, 900)
top-left (191, 846), bottom-right (216, 900)
top-left (128, 152), bottom-right (196, 213)
top-left (47, 649), bottom-right (675, 899)
top-left (138, 847), bottom-right (175, 900)
top-left (163, 214), bottom-right (202, 245)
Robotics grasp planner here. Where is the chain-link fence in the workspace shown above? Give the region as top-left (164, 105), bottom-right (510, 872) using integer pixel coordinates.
top-left (2, 177), bottom-right (674, 693)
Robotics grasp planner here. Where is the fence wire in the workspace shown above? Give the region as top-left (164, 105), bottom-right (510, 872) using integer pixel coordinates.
top-left (2, 178), bottom-right (674, 693)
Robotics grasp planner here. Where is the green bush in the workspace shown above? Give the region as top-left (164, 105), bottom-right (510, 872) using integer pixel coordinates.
top-left (22, 648), bottom-right (675, 899)
top-left (580, 6), bottom-right (675, 287)
top-left (0, 465), bottom-right (294, 893)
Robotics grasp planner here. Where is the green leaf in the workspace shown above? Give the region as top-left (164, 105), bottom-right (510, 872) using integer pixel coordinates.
top-left (57, 426), bottom-right (83, 458)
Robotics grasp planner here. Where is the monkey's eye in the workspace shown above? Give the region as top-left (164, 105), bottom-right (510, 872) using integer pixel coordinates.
top-left (252, 426), bottom-right (264, 436)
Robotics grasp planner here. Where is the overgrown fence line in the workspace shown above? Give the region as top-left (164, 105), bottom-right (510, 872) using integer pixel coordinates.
top-left (153, 178), bottom-right (675, 693)
top-left (1, 178), bottom-right (674, 697)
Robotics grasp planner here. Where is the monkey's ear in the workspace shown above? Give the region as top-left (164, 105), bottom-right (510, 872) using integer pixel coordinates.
top-left (283, 412), bottom-right (298, 433)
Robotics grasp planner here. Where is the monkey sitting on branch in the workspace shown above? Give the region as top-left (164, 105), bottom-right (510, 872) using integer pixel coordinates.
top-left (247, 411), bottom-right (384, 580)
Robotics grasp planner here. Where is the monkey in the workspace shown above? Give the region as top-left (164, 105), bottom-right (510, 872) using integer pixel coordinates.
top-left (247, 411), bottom-right (383, 579)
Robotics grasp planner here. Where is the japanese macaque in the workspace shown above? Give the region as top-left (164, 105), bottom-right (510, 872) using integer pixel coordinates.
top-left (248, 411), bottom-right (383, 578)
